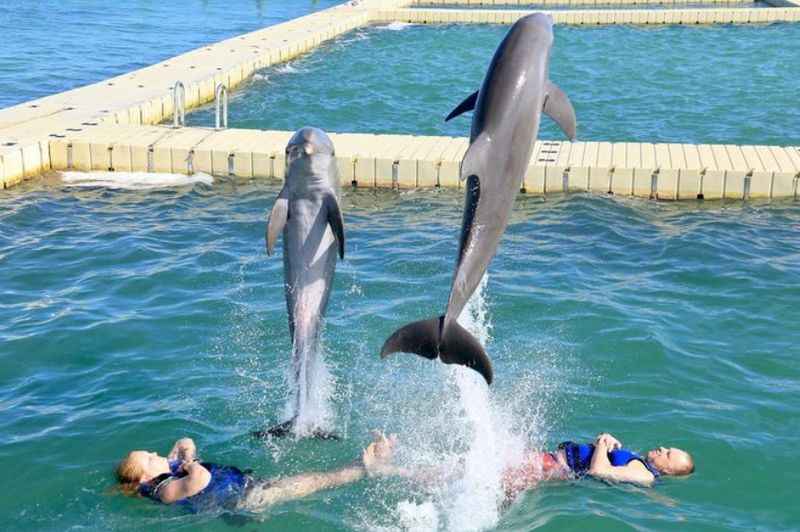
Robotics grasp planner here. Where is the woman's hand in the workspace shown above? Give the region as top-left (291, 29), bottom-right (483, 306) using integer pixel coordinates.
top-left (180, 460), bottom-right (203, 475)
top-left (168, 438), bottom-right (197, 462)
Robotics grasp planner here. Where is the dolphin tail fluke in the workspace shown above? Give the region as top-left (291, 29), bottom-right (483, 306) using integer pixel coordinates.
top-left (543, 81), bottom-right (577, 141)
top-left (380, 316), bottom-right (493, 384)
top-left (445, 91), bottom-right (479, 122)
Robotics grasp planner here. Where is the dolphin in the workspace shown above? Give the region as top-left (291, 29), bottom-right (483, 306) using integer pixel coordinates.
top-left (255, 127), bottom-right (344, 439)
top-left (380, 14), bottom-right (576, 385)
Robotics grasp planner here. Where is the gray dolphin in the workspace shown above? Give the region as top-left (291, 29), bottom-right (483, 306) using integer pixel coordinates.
top-left (256, 127), bottom-right (344, 438)
top-left (380, 14), bottom-right (576, 385)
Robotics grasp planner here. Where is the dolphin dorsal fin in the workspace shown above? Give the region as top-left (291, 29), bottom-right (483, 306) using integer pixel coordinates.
top-left (324, 193), bottom-right (345, 260)
top-left (265, 186), bottom-right (289, 256)
top-left (445, 90), bottom-right (479, 122)
top-left (543, 81), bottom-right (577, 141)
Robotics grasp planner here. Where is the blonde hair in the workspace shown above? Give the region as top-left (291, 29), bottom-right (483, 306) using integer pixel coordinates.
top-left (116, 453), bottom-right (146, 496)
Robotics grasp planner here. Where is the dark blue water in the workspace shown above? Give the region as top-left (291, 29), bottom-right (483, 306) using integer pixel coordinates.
top-left (0, 0), bottom-right (342, 109)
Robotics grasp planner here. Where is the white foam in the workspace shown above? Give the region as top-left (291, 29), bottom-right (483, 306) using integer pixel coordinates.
top-left (60, 171), bottom-right (213, 190)
top-left (274, 63), bottom-right (301, 75)
top-left (377, 21), bottom-right (414, 31)
top-left (396, 500), bottom-right (440, 532)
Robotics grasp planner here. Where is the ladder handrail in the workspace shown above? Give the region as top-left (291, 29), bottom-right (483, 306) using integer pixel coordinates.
top-left (215, 83), bottom-right (228, 130)
top-left (173, 81), bottom-right (185, 128)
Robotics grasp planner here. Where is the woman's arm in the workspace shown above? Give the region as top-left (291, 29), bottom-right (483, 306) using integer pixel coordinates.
top-left (157, 462), bottom-right (211, 503)
top-left (243, 433), bottom-right (398, 509)
top-left (167, 438), bottom-right (197, 463)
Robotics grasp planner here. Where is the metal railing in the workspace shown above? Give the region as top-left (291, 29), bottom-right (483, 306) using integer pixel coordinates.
top-left (173, 81), bottom-right (186, 128)
top-left (215, 83), bottom-right (228, 130)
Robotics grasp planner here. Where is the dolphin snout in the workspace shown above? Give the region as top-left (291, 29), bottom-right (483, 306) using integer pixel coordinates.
top-left (518, 12), bottom-right (554, 30)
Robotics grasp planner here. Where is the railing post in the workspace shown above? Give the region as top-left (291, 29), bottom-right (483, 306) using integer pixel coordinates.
top-left (215, 83), bottom-right (228, 130)
top-left (173, 81), bottom-right (185, 128)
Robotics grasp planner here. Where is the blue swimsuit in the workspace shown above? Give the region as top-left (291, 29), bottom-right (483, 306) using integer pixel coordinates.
top-left (558, 441), bottom-right (661, 479)
top-left (139, 460), bottom-right (250, 512)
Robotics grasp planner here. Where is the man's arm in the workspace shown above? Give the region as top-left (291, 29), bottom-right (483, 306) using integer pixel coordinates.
top-left (588, 434), bottom-right (655, 487)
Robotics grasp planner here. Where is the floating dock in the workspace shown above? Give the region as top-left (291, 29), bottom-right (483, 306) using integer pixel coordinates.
top-left (2, 0), bottom-right (799, 198)
top-left (49, 124), bottom-right (800, 200)
top-left (379, 6), bottom-right (800, 24)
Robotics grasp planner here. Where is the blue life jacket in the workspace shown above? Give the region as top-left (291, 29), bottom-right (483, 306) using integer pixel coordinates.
top-left (139, 460), bottom-right (250, 512)
top-left (558, 441), bottom-right (660, 479)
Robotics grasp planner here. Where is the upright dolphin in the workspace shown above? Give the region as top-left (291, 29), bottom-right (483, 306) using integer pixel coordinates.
top-left (256, 127), bottom-right (344, 438)
top-left (380, 14), bottom-right (576, 385)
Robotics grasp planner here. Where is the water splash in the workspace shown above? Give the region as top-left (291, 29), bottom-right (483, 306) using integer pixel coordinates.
top-left (442, 274), bottom-right (523, 531)
top-left (285, 343), bottom-right (337, 437)
top-left (376, 21), bottom-right (414, 31)
top-left (370, 275), bottom-right (536, 532)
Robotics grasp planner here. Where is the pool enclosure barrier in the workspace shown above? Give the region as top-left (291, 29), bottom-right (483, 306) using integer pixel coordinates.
top-left (2, 0), bottom-right (799, 195)
top-left (47, 124), bottom-right (800, 200)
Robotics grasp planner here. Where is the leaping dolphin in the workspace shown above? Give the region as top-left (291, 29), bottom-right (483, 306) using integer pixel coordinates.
top-left (255, 127), bottom-right (344, 438)
top-left (380, 14), bottom-right (576, 385)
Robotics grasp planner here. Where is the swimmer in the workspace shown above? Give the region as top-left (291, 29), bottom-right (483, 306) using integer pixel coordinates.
top-left (503, 432), bottom-right (694, 498)
top-left (115, 433), bottom-right (397, 513)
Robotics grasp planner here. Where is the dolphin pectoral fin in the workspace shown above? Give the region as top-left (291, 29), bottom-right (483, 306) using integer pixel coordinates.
top-left (324, 194), bottom-right (345, 260)
top-left (380, 316), bottom-right (442, 360)
top-left (543, 81), bottom-right (577, 141)
top-left (266, 186), bottom-right (289, 256)
top-left (380, 315), bottom-right (493, 385)
top-left (439, 320), bottom-right (493, 385)
top-left (445, 90), bottom-right (479, 122)
top-left (457, 174), bottom-right (481, 267)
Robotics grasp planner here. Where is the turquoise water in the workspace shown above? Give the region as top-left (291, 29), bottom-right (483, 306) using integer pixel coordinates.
top-left (417, 2), bottom-right (767, 10)
top-left (0, 0), bottom-right (342, 109)
top-left (2, 175), bottom-right (800, 530)
top-left (4, 2), bottom-right (800, 530)
top-left (186, 23), bottom-right (800, 146)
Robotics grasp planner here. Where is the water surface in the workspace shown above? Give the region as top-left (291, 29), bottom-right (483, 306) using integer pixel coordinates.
top-left (0, 0), bottom-right (342, 109)
top-left (186, 23), bottom-right (800, 146)
top-left (1, 176), bottom-right (799, 530)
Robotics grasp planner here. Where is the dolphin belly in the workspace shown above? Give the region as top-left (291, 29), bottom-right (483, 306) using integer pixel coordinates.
top-left (284, 198), bottom-right (338, 354)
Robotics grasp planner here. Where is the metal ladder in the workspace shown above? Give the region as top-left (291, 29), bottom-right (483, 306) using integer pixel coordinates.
top-left (172, 81), bottom-right (185, 128)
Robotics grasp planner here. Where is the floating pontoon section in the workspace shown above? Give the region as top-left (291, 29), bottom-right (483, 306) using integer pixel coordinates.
top-left (46, 124), bottom-right (800, 200)
top-left (2, 0), bottom-right (799, 197)
top-left (378, 6), bottom-right (800, 24)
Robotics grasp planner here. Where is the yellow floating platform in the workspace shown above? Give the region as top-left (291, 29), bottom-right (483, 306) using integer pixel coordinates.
top-left (2, 0), bottom-right (799, 197)
top-left (46, 124), bottom-right (800, 200)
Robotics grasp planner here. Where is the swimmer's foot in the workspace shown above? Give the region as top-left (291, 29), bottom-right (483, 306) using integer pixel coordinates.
top-left (362, 432), bottom-right (399, 477)
top-left (251, 419), bottom-right (340, 441)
